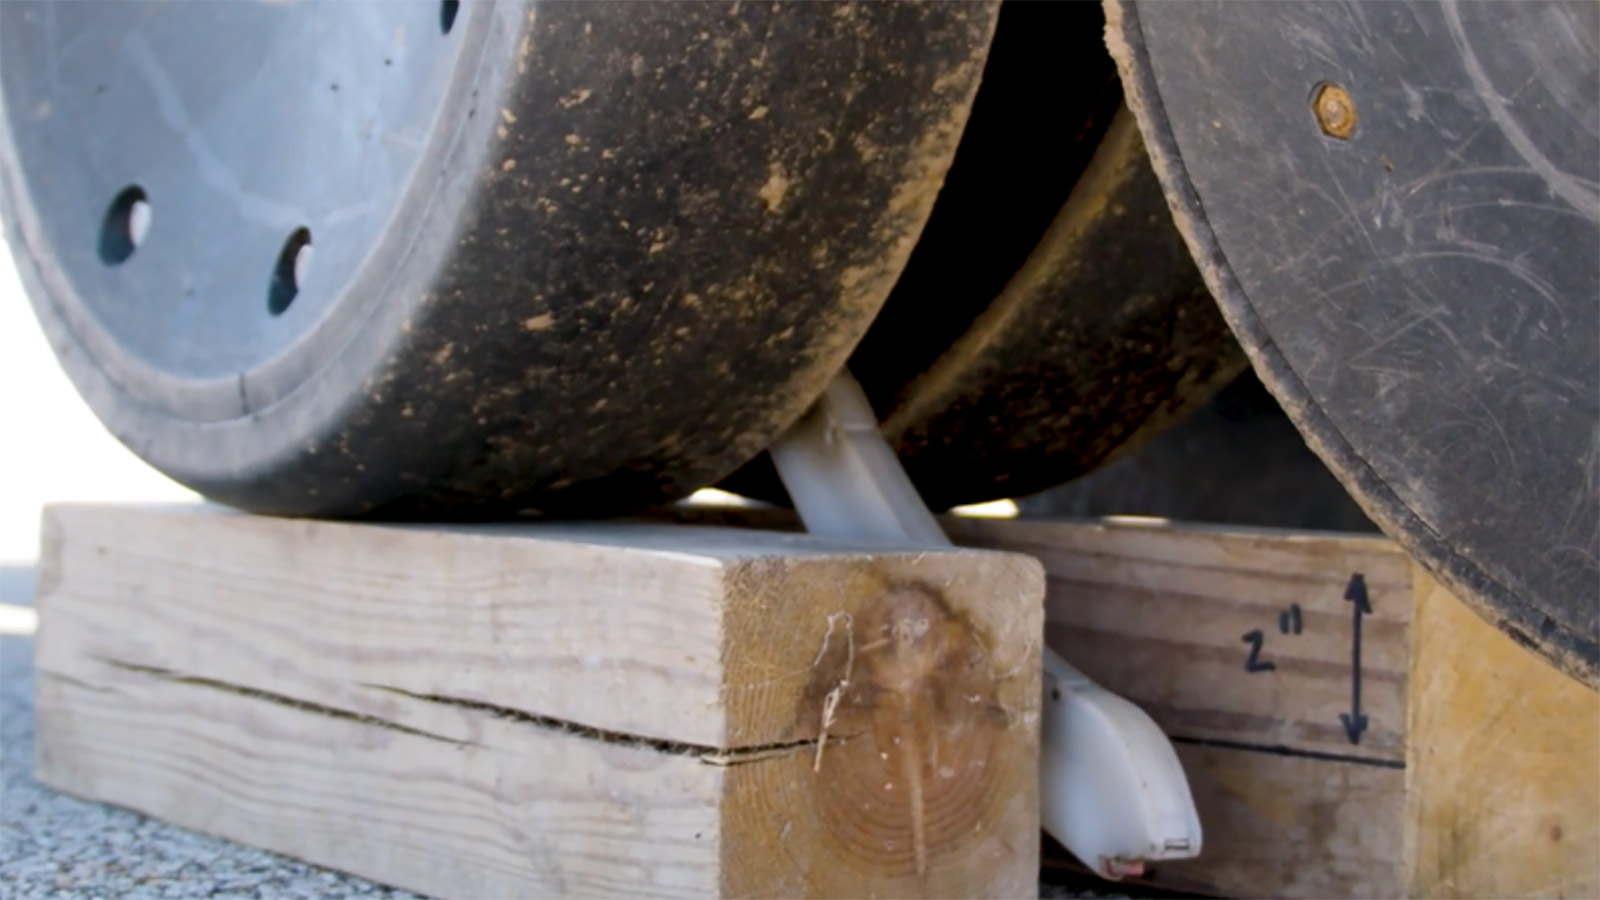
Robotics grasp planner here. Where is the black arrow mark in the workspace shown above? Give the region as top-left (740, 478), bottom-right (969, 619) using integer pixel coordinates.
top-left (1339, 573), bottom-right (1372, 745)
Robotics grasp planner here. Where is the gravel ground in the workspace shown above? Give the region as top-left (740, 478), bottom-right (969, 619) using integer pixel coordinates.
top-left (1, 563), bottom-right (1133, 899)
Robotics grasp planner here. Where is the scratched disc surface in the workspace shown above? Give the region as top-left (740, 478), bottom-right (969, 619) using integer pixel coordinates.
top-left (1109, 0), bottom-right (1599, 684)
top-left (0, 0), bottom-right (997, 519)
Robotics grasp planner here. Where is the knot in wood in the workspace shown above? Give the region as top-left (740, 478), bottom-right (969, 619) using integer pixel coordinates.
top-left (797, 583), bottom-right (1024, 879)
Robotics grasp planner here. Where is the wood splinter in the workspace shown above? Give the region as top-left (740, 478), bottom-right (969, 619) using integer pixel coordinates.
top-left (813, 611), bottom-right (855, 774)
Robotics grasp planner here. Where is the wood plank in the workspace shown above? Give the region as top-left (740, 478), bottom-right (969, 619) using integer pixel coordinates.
top-left (945, 514), bottom-right (1599, 899)
top-left (664, 504), bottom-right (1599, 899)
top-left (1163, 744), bottom-right (1404, 899)
top-left (37, 502), bottom-right (1597, 898)
top-left (946, 516), bottom-right (1411, 763)
top-left (36, 668), bottom-right (728, 899)
top-left (34, 504), bottom-right (1045, 899)
top-left (945, 517), bottom-right (1412, 899)
top-left (651, 506), bottom-right (1425, 896)
top-left (1403, 568), bottom-right (1600, 900)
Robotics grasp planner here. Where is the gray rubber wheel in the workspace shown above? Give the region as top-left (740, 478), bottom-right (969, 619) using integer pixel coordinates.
top-left (0, 0), bottom-right (997, 518)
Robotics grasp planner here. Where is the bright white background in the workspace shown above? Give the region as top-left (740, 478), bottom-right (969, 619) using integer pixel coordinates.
top-left (0, 233), bottom-right (196, 569)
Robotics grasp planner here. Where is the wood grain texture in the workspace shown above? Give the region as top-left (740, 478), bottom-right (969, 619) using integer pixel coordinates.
top-left (1404, 568), bottom-right (1600, 900)
top-left (33, 504), bottom-right (1044, 899)
top-left (1162, 744), bottom-right (1404, 899)
top-left (35, 503), bottom-right (1597, 899)
top-left (36, 666), bottom-right (727, 899)
top-left (945, 516), bottom-right (1411, 763)
top-left (946, 517), bottom-right (1412, 899)
top-left (945, 515), bottom-right (1600, 900)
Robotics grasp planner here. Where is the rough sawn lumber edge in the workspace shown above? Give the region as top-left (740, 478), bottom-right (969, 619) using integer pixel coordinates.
top-left (1403, 566), bottom-right (1599, 900)
top-left (32, 503), bottom-right (1044, 899)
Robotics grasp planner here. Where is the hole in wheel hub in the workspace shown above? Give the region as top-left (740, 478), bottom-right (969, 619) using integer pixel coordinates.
top-left (1, 0), bottom-right (472, 384)
top-left (268, 228), bottom-right (312, 316)
top-left (97, 185), bottom-right (149, 265)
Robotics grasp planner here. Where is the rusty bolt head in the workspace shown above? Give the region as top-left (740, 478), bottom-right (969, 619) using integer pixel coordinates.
top-left (1314, 83), bottom-right (1357, 139)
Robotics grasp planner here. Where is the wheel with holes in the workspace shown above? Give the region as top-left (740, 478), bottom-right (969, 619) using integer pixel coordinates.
top-left (723, 1), bottom-right (1247, 510)
top-left (0, 0), bottom-right (997, 518)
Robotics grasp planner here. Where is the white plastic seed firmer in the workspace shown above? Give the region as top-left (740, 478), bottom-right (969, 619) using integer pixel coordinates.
top-left (768, 371), bottom-right (1202, 880)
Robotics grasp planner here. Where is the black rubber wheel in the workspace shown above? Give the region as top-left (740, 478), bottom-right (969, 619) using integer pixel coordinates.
top-left (0, 0), bottom-right (997, 518)
top-left (724, 0), bottom-right (1245, 510)
top-left (1108, 0), bottom-right (1599, 685)
top-left (871, 104), bottom-right (1247, 510)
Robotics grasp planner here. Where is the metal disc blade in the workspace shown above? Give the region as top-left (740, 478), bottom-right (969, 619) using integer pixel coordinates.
top-left (1109, 0), bottom-right (1599, 684)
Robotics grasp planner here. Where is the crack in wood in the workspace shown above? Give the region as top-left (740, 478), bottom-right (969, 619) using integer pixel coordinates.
top-left (91, 658), bottom-right (473, 747)
top-left (38, 670), bottom-right (119, 695)
top-left (1170, 734), bottom-right (1405, 769)
top-left (363, 683), bottom-right (845, 766)
top-left (86, 657), bottom-right (853, 767)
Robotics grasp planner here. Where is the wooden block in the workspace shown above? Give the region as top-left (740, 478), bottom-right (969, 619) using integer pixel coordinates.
top-left (944, 517), bottom-right (1410, 897)
top-left (941, 515), bottom-right (1598, 900)
top-left (33, 504), bottom-right (1045, 900)
top-left (1404, 572), bottom-right (1599, 900)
